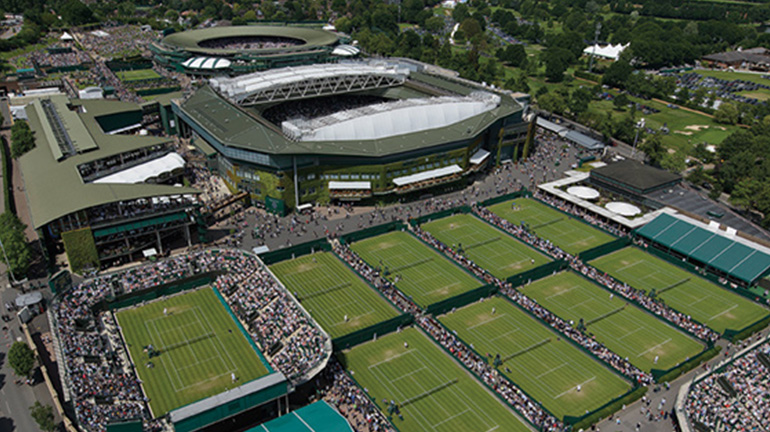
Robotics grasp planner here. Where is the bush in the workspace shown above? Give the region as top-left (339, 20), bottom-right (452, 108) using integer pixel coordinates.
top-left (10, 121), bottom-right (35, 158)
top-left (62, 227), bottom-right (99, 273)
top-left (8, 341), bottom-right (35, 377)
top-left (655, 345), bottom-right (722, 384)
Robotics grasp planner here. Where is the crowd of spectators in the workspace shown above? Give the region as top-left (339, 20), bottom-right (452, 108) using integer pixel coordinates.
top-left (79, 25), bottom-right (157, 59)
top-left (685, 339), bottom-right (770, 431)
top-left (320, 360), bottom-right (395, 432)
top-left (53, 249), bottom-right (330, 432)
top-left (30, 46), bottom-right (91, 69)
top-left (535, 190), bottom-right (629, 237)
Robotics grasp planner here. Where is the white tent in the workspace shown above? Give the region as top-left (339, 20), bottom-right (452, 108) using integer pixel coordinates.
top-left (583, 43), bottom-right (629, 61)
top-left (60, 32), bottom-right (74, 41)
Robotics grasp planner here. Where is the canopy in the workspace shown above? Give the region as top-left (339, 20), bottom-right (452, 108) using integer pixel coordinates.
top-left (60, 32), bottom-right (74, 41)
top-left (605, 201), bottom-right (641, 216)
top-left (469, 148), bottom-right (491, 165)
top-left (567, 186), bottom-right (600, 200)
top-left (328, 181), bottom-right (371, 190)
top-left (182, 57), bottom-right (232, 70)
top-left (93, 152), bottom-right (185, 184)
top-left (393, 164), bottom-right (462, 186)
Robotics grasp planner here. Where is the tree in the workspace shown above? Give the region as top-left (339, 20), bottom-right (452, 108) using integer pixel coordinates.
top-left (537, 92), bottom-right (567, 114)
top-left (425, 16), bottom-right (444, 33)
top-left (29, 402), bottom-right (56, 432)
top-left (8, 342), bottom-right (35, 378)
top-left (59, 0), bottom-right (94, 25)
top-left (639, 134), bottom-right (666, 167)
top-left (569, 87), bottom-right (592, 116)
top-left (613, 93), bottom-right (629, 111)
top-left (496, 44), bottom-right (526, 67)
top-left (715, 102), bottom-right (739, 125)
top-left (10, 120), bottom-right (34, 158)
top-left (602, 59), bottom-right (633, 88)
top-left (543, 47), bottom-right (572, 82)
top-left (0, 212), bottom-right (32, 277)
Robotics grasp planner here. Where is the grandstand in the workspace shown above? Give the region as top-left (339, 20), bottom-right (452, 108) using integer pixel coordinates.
top-left (18, 95), bottom-right (200, 269)
top-left (151, 26), bottom-right (349, 76)
top-left (173, 59), bottom-right (531, 213)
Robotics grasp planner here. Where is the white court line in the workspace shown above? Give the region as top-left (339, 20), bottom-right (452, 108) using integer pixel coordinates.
top-left (615, 260), bottom-right (643, 273)
top-left (709, 304), bottom-right (738, 321)
top-left (368, 349), bottom-right (415, 369)
top-left (554, 376), bottom-right (596, 399)
top-left (568, 298), bottom-right (594, 310)
top-left (467, 313), bottom-right (507, 330)
top-left (490, 329), bottom-right (520, 343)
top-left (637, 338), bottom-right (672, 357)
top-left (617, 327), bottom-right (644, 341)
top-left (431, 409), bottom-right (470, 430)
top-left (393, 366), bottom-right (428, 382)
top-left (545, 284), bottom-right (579, 300)
top-left (535, 362), bottom-right (568, 379)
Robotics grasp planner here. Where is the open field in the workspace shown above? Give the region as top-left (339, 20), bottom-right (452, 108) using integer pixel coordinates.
top-left (115, 288), bottom-right (270, 415)
top-left (440, 297), bottom-right (631, 419)
top-left (351, 231), bottom-right (482, 307)
top-left (488, 198), bottom-right (614, 255)
top-left (341, 327), bottom-right (530, 432)
top-left (270, 252), bottom-right (401, 338)
top-left (591, 248), bottom-right (769, 334)
top-left (422, 213), bottom-right (550, 279)
top-left (520, 272), bottom-right (704, 372)
top-left (117, 68), bottom-right (162, 81)
top-left (736, 89), bottom-right (770, 101)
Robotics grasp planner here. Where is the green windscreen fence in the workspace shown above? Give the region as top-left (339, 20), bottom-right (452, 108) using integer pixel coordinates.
top-left (340, 221), bottom-right (406, 244)
top-left (106, 420), bottom-right (143, 432)
top-left (93, 212), bottom-right (189, 238)
top-left (426, 284), bottom-right (498, 315)
top-left (578, 237), bottom-right (631, 262)
top-left (479, 188), bottom-right (530, 207)
top-left (409, 206), bottom-right (470, 226)
top-left (507, 260), bottom-right (568, 287)
top-left (258, 239), bottom-right (331, 265)
top-left (332, 313), bottom-right (414, 351)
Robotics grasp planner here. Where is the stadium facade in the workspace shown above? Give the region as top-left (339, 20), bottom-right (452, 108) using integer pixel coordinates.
top-left (151, 26), bottom-right (354, 76)
top-left (18, 95), bottom-right (201, 268)
top-left (172, 60), bottom-right (533, 214)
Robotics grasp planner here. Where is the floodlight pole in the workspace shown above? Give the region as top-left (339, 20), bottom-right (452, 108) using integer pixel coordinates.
top-left (0, 237), bottom-right (19, 285)
top-left (631, 118), bottom-right (645, 159)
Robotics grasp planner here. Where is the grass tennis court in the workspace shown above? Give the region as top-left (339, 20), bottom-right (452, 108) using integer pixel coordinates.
top-left (488, 198), bottom-right (614, 255)
top-left (270, 252), bottom-right (401, 338)
top-left (115, 288), bottom-right (270, 415)
top-left (591, 247), bottom-right (770, 334)
top-left (117, 68), bottom-right (162, 81)
top-left (351, 231), bottom-right (482, 307)
top-left (440, 297), bottom-right (631, 419)
top-left (341, 327), bottom-right (530, 432)
top-left (521, 272), bottom-right (704, 372)
top-left (423, 214), bottom-right (551, 279)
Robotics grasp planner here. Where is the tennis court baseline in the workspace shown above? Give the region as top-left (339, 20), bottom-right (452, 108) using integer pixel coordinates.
top-left (423, 213), bottom-right (551, 280)
top-left (341, 327), bottom-right (530, 432)
top-left (590, 247), bottom-right (769, 334)
top-left (520, 272), bottom-right (704, 372)
top-left (351, 231), bottom-right (482, 307)
top-left (488, 198), bottom-right (614, 255)
top-left (270, 252), bottom-right (401, 338)
top-left (116, 288), bottom-right (270, 415)
top-left (440, 296), bottom-right (631, 419)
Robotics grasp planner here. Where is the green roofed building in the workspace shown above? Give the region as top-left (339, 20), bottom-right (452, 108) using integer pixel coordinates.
top-left (151, 25), bottom-right (353, 76)
top-left (172, 59), bottom-right (532, 212)
top-left (635, 210), bottom-right (770, 285)
top-left (19, 95), bottom-right (201, 270)
top-left (247, 401), bottom-right (353, 432)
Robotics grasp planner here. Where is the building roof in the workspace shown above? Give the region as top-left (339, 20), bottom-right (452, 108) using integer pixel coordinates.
top-left (583, 43), bottom-right (629, 61)
top-left (393, 164), bottom-right (462, 186)
top-left (93, 152), bottom-right (186, 184)
top-left (20, 97), bottom-right (199, 229)
top-left (249, 401), bottom-right (352, 432)
top-left (178, 74), bottom-right (521, 158)
top-left (635, 212), bottom-right (770, 284)
top-left (591, 160), bottom-right (681, 193)
top-left (159, 26), bottom-right (339, 56)
top-left (182, 56), bottom-right (232, 70)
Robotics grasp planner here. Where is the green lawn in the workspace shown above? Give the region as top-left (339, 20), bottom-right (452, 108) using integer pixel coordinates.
top-left (488, 198), bottom-right (614, 255)
top-left (422, 214), bottom-right (551, 280)
top-left (115, 288), bottom-right (270, 416)
top-left (351, 231), bottom-right (482, 307)
top-left (440, 297), bottom-right (631, 419)
top-left (270, 252), bottom-right (401, 338)
top-left (341, 328), bottom-right (530, 432)
top-left (520, 272), bottom-right (704, 372)
top-left (117, 68), bottom-right (162, 82)
top-left (591, 248), bottom-right (769, 334)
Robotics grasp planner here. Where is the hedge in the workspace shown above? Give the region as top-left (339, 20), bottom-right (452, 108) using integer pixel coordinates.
top-left (1, 137), bottom-right (14, 214)
top-left (726, 314), bottom-right (770, 343)
top-left (655, 345), bottom-right (722, 384)
top-left (62, 228), bottom-right (99, 273)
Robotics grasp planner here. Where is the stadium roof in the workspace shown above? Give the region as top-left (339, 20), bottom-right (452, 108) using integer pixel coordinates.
top-left (249, 401), bottom-right (352, 432)
top-left (635, 212), bottom-right (770, 284)
top-left (182, 56), bottom-right (232, 70)
top-left (160, 26), bottom-right (339, 56)
top-left (283, 92), bottom-right (500, 142)
top-left (591, 160), bottom-right (681, 194)
top-left (93, 152), bottom-right (186, 184)
top-left (210, 63), bottom-right (408, 105)
top-left (178, 74), bottom-right (521, 158)
top-left (20, 97), bottom-right (199, 228)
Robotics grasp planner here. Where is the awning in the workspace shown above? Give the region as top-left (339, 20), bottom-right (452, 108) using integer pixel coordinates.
top-left (16, 292), bottom-right (43, 308)
top-left (143, 248), bottom-right (157, 258)
top-left (93, 153), bottom-right (185, 184)
top-left (107, 123), bottom-right (142, 135)
top-left (393, 165), bottom-right (463, 186)
top-left (296, 203), bottom-right (313, 211)
top-left (252, 245), bottom-right (270, 255)
top-left (328, 181), bottom-right (371, 190)
top-left (470, 148), bottom-right (490, 165)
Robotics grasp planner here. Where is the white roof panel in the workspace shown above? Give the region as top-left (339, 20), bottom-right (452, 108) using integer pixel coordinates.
top-left (328, 181), bottom-right (371, 190)
top-left (469, 148), bottom-right (490, 164)
top-left (393, 165), bottom-right (462, 186)
top-left (93, 152), bottom-right (186, 184)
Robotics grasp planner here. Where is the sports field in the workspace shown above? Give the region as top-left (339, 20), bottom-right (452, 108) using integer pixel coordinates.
top-left (422, 214), bottom-right (550, 279)
top-left (118, 68), bottom-right (162, 81)
top-left (488, 198), bottom-right (614, 255)
top-left (440, 297), bottom-right (631, 419)
top-left (341, 327), bottom-right (530, 432)
top-left (520, 272), bottom-right (704, 372)
top-left (351, 231), bottom-right (482, 307)
top-left (115, 288), bottom-right (270, 415)
top-left (270, 252), bottom-right (401, 338)
top-left (591, 247), bottom-right (769, 334)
